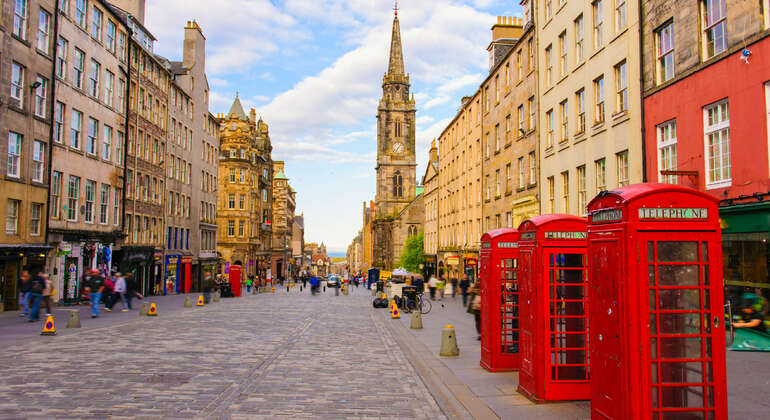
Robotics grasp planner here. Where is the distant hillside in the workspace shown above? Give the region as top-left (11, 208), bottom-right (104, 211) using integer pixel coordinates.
top-left (328, 252), bottom-right (346, 259)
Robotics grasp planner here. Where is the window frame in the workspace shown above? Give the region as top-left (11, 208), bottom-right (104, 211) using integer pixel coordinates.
top-left (37, 8), bottom-right (51, 53)
top-left (592, 0), bottom-right (604, 49)
top-left (594, 75), bottom-right (605, 124)
top-left (32, 140), bottom-right (45, 183)
top-left (13, 0), bottom-right (28, 40)
top-left (34, 76), bottom-right (47, 117)
top-left (10, 62), bottom-right (25, 106)
top-left (616, 150), bottom-right (629, 187)
top-left (701, 0), bottom-right (727, 60)
top-left (575, 14), bottom-right (584, 64)
top-left (6, 199), bottom-right (20, 235)
top-left (703, 99), bottom-right (731, 188)
top-left (595, 158), bottom-right (607, 193)
top-left (614, 60), bottom-right (628, 113)
top-left (655, 21), bottom-right (675, 84)
top-left (656, 119), bottom-right (678, 184)
top-left (7, 132), bottom-right (22, 179)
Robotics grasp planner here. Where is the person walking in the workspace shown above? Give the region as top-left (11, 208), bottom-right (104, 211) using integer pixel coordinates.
top-left (85, 271), bottom-right (105, 318)
top-left (26, 271), bottom-right (46, 322)
top-left (436, 277), bottom-right (445, 300)
top-left (428, 275), bottom-right (438, 300)
top-left (245, 276), bottom-right (253, 294)
top-left (124, 273), bottom-right (137, 310)
top-left (40, 273), bottom-right (54, 316)
top-left (18, 271), bottom-right (31, 318)
top-left (451, 276), bottom-right (458, 299)
top-left (103, 275), bottom-right (115, 312)
top-left (113, 273), bottom-right (129, 312)
top-left (467, 283), bottom-right (482, 340)
top-left (459, 274), bottom-right (471, 306)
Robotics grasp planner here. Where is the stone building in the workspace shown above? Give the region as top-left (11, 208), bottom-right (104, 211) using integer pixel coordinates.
top-left (305, 242), bottom-right (329, 277)
top-left (47, 0), bottom-right (129, 303)
top-left (291, 213), bottom-right (305, 271)
top-left (639, 0), bottom-right (770, 303)
top-left (371, 9), bottom-right (423, 270)
top-left (480, 15), bottom-right (539, 236)
top-left (271, 161), bottom-right (296, 280)
top-left (157, 20), bottom-right (219, 293)
top-left (435, 90), bottom-right (483, 281)
top-left (421, 141), bottom-right (438, 278)
top-left (0, 0), bottom-right (55, 311)
top-left (109, 6), bottom-right (169, 296)
top-left (216, 96), bottom-right (273, 282)
top-left (346, 230), bottom-right (363, 273)
top-left (537, 0), bottom-right (643, 216)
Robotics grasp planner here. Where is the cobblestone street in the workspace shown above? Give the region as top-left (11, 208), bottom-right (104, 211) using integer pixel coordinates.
top-left (0, 287), bottom-right (445, 420)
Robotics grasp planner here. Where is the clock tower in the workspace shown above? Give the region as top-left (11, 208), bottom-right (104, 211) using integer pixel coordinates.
top-left (375, 7), bottom-right (417, 217)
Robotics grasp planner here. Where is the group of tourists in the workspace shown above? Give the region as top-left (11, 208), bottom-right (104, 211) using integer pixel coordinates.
top-left (81, 270), bottom-right (140, 318)
top-left (18, 270), bottom-right (53, 322)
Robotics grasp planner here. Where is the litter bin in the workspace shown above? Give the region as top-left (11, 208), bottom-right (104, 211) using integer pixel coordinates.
top-left (220, 282), bottom-right (234, 298)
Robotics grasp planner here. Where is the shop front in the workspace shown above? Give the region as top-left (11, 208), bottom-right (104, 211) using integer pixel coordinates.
top-left (114, 247), bottom-right (161, 296)
top-left (0, 246), bottom-right (49, 311)
top-left (463, 253), bottom-right (478, 282)
top-left (720, 200), bottom-right (770, 309)
top-left (165, 255), bottom-right (180, 295)
top-left (180, 256), bottom-right (193, 294)
top-left (423, 255), bottom-right (436, 279)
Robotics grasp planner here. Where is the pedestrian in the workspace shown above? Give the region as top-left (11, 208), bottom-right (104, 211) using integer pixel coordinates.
top-left (467, 283), bottom-right (481, 340)
top-left (103, 274), bottom-right (116, 311)
top-left (85, 270), bottom-right (105, 318)
top-left (113, 273), bottom-right (130, 311)
top-left (459, 274), bottom-right (471, 306)
top-left (413, 276), bottom-right (424, 294)
top-left (26, 271), bottom-right (46, 322)
top-left (18, 270), bottom-right (31, 318)
top-left (246, 276), bottom-right (253, 293)
top-left (124, 273), bottom-right (136, 310)
top-left (451, 276), bottom-right (458, 299)
top-left (40, 273), bottom-right (54, 317)
top-left (428, 275), bottom-right (438, 300)
top-left (436, 277), bottom-right (445, 300)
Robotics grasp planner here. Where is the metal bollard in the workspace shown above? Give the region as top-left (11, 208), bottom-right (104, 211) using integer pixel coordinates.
top-left (213, 291), bottom-right (221, 302)
top-left (410, 310), bottom-right (423, 329)
top-left (66, 310), bottom-right (81, 328)
top-left (139, 301), bottom-right (149, 316)
top-left (335, 287), bottom-right (339, 296)
top-left (439, 324), bottom-right (459, 357)
top-left (184, 296), bottom-right (192, 308)
top-left (371, 287), bottom-right (376, 297)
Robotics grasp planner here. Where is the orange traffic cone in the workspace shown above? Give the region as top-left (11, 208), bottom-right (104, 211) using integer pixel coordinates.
top-left (41, 315), bottom-right (56, 336)
top-left (197, 295), bottom-right (205, 306)
top-left (148, 302), bottom-right (158, 316)
top-left (391, 305), bottom-right (400, 319)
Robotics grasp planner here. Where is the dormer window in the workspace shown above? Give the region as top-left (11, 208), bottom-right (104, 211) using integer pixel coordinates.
top-left (231, 122), bottom-right (236, 130)
top-left (229, 149), bottom-right (236, 158)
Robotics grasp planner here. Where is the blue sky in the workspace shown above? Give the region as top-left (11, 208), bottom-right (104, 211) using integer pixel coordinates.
top-left (146, 0), bottom-right (522, 254)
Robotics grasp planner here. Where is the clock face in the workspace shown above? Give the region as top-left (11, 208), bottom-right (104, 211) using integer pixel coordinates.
top-left (392, 142), bottom-right (405, 154)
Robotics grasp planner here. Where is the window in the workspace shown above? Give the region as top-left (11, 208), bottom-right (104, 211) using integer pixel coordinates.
top-left (119, 32), bottom-right (127, 61)
top-left (6, 200), bottom-right (20, 234)
top-left (91, 7), bottom-right (102, 39)
top-left (106, 20), bottom-right (116, 52)
top-left (704, 100), bottom-right (731, 187)
top-left (561, 171), bottom-right (570, 213)
top-left (67, 175), bottom-right (80, 221)
top-left (594, 76), bottom-right (605, 124)
top-left (592, 0), bottom-right (603, 49)
top-left (560, 100), bottom-right (569, 142)
top-left (99, 184), bottom-right (109, 224)
top-left (51, 171), bottom-right (61, 219)
top-left (239, 169), bottom-right (245, 183)
top-left (764, 0), bottom-right (770, 30)
top-left (495, 124), bottom-right (501, 151)
top-left (104, 71), bottom-right (114, 107)
top-left (516, 50), bottom-right (523, 80)
top-left (576, 89), bottom-right (586, 134)
top-left (52, 102), bottom-right (65, 145)
top-left (657, 120), bottom-right (678, 184)
top-left (547, 176), bottom-right (555, 213)
top-left (37, 9), bottom-right (51, 53)
top-left (615, 60), bottom-right (628, 113)
top-left (116, 131), bottom-right (124, 165)
top-left (87, 118), bottom-right (98, 155)
top-left (89, 59), bottom-right (100, 97)
top-left (506, 212), bottom-right (513, 228)
top-left (102, 125), bottom-right (112, 160)
top-left (545, 0), bottom-right (552, 20)
top-left (228, 194), bottom-right (235, 209)
top-left (505, 163), bottom-right (512, 192)
top-left (495, 169), bottom-right (501, 197)
top-left (518, 157), bottom-right (525, 189)
top-left (702, 0), bottom-right (726, 59)
top-left (615, 0), bottom-right (626, 31)
top-left (575, 15), bottom-right (584, 64)
top-left (238, 220), bottom-right (245, 237)
top-left (595, 158), bottom-right (607, 193)
top-left (13, 0), bottom-right (28, 39)
top-left (485, 175), bottom-right (491, 200)
top-left (546, 109), bottom-right (554, 148)
top-left (71, 109), bottom-right (82, 149)
top-left (656, 22), bottom-right (674, 83)
top-left (227, 220), bottom-right (235, 236)
top-left (73, 48), bottom-right (85, 89)
top-left (529, 152), bottom-right (536, 185)
top-left (393, 171), bottom-right (403, 197)
top-left (75, 0), bottom-right (86, 27)
top-left (10, 62), bottom-right (24, 105)
top-left (34, 77), bottom-right (47, 117)
top-left (545, 45), bottom-right (553, 86)
top-left (528, 96), bottom-right (535, 130)
top-left (7, 132), bottom-right (22, 178)
top-left (577, 165), bottom-right (587, 214)
top-left (239, 194), bottom-right (245, 209)
top-left (56, 37), bottom-right (68, 79)
top-left (559, 31), bottom-right (567, 77)
top-left (616, 150), bottom-right (629, 187)
top-left (32, 140), bottom-right (44, 182)
top-left (84, 180), bottom-right (95, 222)
top-left (113, 188), bottom-right (121, 225)
top-left (59, 0), bottom-right (69, 14)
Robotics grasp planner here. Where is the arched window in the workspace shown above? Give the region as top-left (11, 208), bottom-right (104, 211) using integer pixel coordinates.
top-left (393, 171), bottom-right (403, 197)
top-left (395, 120), bottom-right (401, 137)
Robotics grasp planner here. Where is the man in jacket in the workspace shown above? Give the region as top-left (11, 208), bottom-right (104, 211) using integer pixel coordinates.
top-left (26, 271), bottom-right (46, 322)
top-left (459, 274), bottom-right (471, 306)
top-left (84, 271), bottom-right (105, 318)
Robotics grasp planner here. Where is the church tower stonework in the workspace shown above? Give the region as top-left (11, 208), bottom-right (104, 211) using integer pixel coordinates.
top-left (375, 10), bottom-right (417, 217)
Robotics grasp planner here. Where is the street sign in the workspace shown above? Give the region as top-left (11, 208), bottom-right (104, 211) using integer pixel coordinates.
top-left (379, 270), bottom-right (392, 280)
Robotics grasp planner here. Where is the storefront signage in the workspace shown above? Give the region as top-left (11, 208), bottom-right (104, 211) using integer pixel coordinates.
top-left (482, 242), bottom-right (492, 249)
top-left (497, 242), bottom-right (519, 248)
top-left (590, 209), bottom-right (623, 223)
top-left (638, 207), bottom-right (708, 220)
top-left (63, 243), bottom-right (72, 255)
top-left (379, 270), bottom-right (392, 280)
top-left (465, 258), bottom-right (478, 266)
top-left (225, 262), bottom-right (230, 274)
top-left (521, 232), bottom-right (536, 240)
top-left (544, 231), bottom-right (587, 240)
top-left (446, 256), bottom-right (460, 266)
top-left (181, 256), bottom-right (193, 264)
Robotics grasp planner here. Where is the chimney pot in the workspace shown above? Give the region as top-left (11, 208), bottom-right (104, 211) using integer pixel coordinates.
top-left (497, 16), bottom-right (501, 24)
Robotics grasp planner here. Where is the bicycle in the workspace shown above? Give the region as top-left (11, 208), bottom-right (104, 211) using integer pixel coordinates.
top-left (402, 291), bottom-right (431, 315)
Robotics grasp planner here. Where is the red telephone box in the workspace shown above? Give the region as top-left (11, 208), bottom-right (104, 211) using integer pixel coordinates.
top-left (229, 265), bottom-right (242, 297)
top-left (518, 214), bottom-right (589, 402)
top-left (586, 183), bottom-right (727, 420)
top-left (480, 228), bottom-right (521, 372)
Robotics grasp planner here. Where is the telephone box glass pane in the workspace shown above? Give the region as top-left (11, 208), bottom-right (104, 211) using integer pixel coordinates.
top-left (549, 252), bottom-right (588, 382)
top-left (500, 257), bottom-right (519, 355)
top-left (657, 241), bottom-right (698, 262)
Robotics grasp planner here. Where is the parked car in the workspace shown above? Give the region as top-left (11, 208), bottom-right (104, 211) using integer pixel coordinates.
top-left (326, 276), bottom-right (340, 288)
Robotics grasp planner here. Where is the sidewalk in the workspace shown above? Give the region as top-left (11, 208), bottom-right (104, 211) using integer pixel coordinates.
top-left (0, 288), bottom-right (266, 349)
top-left (382, 291), bottom-right (770, 419)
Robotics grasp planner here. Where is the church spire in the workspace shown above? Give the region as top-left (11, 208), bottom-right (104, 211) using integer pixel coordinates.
top-left (387, 6), bottom-right (405, 78)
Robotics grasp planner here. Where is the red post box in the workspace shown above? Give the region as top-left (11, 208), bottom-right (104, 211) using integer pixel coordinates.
top-left (518, 214), bottom-right (589, 402)
top-left (586, 184), bottom-right (727, 420)
top-left (229, 265), bottom-right (242, 297)
top-left (480, 228), bottom-right (521, 372)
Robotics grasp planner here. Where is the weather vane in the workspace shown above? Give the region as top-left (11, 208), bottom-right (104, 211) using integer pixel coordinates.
top-left (394, 0), bottom-right (398, 16)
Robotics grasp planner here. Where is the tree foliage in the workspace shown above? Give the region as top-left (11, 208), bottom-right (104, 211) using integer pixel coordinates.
top-left (398, 230), bottom-right (425, 273)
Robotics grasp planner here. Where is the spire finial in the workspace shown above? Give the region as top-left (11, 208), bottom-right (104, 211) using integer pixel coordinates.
top-left (394, 0), bottom-right (398, 16)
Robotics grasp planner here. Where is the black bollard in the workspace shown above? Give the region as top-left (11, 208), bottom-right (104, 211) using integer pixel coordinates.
top-left (323, 286), bottom-right (326, 293)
